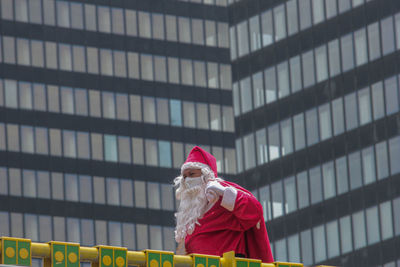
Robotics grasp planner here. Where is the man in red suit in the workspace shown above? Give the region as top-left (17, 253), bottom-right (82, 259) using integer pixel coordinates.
top-left (174, 146), bottom-right (274, 263)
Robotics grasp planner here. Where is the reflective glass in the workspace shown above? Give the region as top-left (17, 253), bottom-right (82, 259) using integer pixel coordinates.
top-left (243, 133), bottom-right (255, 170)
top-left (290, 56), bottom-right (302, 93)
top-left (380, 201), bottom-right (394, 240)
top-left (132, 138), bottom-right (144, 164)
top-left (336, 156), bottom-right (349, 194)
top-left (154, 56), bottom-right (167, 82)
top-left (349, 151), bottom-right (362, 189)
top-left (381, 17), bottom-right (395, 55)
top-left (322, 161), bottom-right (336, 200)
top-left (368, 22), bottom-right (381, 61)
top-left (353, 211), bottom-right (367, 249)
top-left (237, 21), bottom-right (249, 57)
top-left (61, 87), bottom-right (74, 114)
top-left (104, 135), bottom-right (118, 162)
top-left (341, 34), bottom-right (355, 72)
top-left (87, 47), bottom-right (99, 74)
top-left (326, 221), bottom-right (340, 258)
top-left (112, 8), bottom-right (125, 35)
top-left (129, 95), bottom-right (142, 121)
top-left (302, 51), bottom-right (315, 88)
top-left (358, 87), bottom-right (371, 125)
top-left (192, 19), bottom-right (204, 45)
top-left (7, 124), bottom-right (20, 152)
top-left (259, 185), bottom-right (271, 220)
top-left (300, 230), bottom-right (313, 265)
top-left (286, 0), bottom-right (298, 35)
top-left (120, 180), bottom-right (133, 207)
top-left (91, 133), bottom-right (103, 161)
top-left (179, 17), bottom-right (191, 43)
top-left (147, 182), bottom-right (161, 209)
top-left (280, 118), bottom-right (293, 156)
top-left (127, 52), bottom-right (139, 79)
top-left (77, 132), bottom-right (90, 159)
top-left (56, 1), bottom-right (70, 27)
top-left (196, 103), bottom-right (209, 129)
top-left (84, 4), bottom-right (96, 31)
top-left (136, 224), bottom-right (148, 250)
top-left (205, 20), bottom-right (216, 46)
top-left (217, 22), bottom-right (229, 48)
top-left (166, 15), bottom-right (177, 41)
top-left (293, 113), bottom-right (306, 151)
top-left (265, 67), bottom-right (277, 103)
top-left (22, 170), bottom-right (36, 197)
top-left (118, 136), bottom-right (131, 164)
top-left (63, 130), bottom-right (76, 158)
top-left (156, 98), bottom-right (169, 125)
top-left (256, 129), bottom-right (268, 165)
top-left (309, 166), bottom-right (323, 204)
top-left (207, 63), bottom-right (218, 88)
top-left (168, 57), bottom-right (179, 84)
top-left (277, 61), bottom-right (289, 98)
top-left (235, 139), bottom-right (243, 173)
top-left (100, 49), bottom-right (113, 76)
top-left (319, 103), bottom-right (332, 141)
top-left (89, 90), bottom-right (101, 117)
top-left (312, 0), bottom-right (325, 25)
top-left (1, 0), bottom-right (14, 20)
top-left (375, 141), bottom-right (389, 180)
top-left (65, 174), bottom-right (79, 201)
top-left (210, 104), bottom-right (221, 130)
top-left (17, 38), bottom-right (30, 66)
top-left (362, 146), bottom-right (376, 185)
top-left (344, 92), bottom-right (358, 130)
top-left (72, 46), bottom-right (86, 72)
top-left (313, 225), bottom-right (326, 262)
top-left (21, 126), bottom-right (34, 153)
top-left (371, 81), bottom-right (385, 120)
top-left (19, 82), bottom-right (32, 110)
top-left (114, 51), bottom-right (127, 78)
top-left (274, 239), bottom-right (287, 262)
top-left (79, 175), bottom-right (93, 203)
top-left (261, 10), bottom-right (273, 47)
top-left (70, 3), bottom-right (84, 29)
top-left (143, 97), bottom-right (156, 123)
top-left (75, 89), bottom-right (88, 116)
top-left (181, 60), bottom-right (193, 85)
top-left (268, 124), bottom-right (280, 161)
top-left (389, 136), bottom-right (400, 175)
top-left (274, 5), bottom-right (286, 41)
top-left (355, 28), bottom-right (367, 66)
top-left (134, 181), bottom-right (146, 208)
top-left (31, 40), bottom-right (44, 67)
top-left (93, 176), bottom-right (105, 204)
top-left (328, 39), bottom-right (341, 77)
top-left (4, 36), bottom-right (16, 64)
top-left (284, 176), bottom-right (297, 214)
top-left (49, 129), bottom-right (62, 156)
top-left (158, 141), bottom-right (172, 168)
top-left (81, 219), bottom-right (94, 246)
top-left (125, 10), bottom-right (137, 36)
top-left (299, 0), bottom-right (312, 30)
top-left (297, 171), bottom-right (309, 209)
top-left (306, 109), bottom-right (319, 146)
top-left (384, 77), bottom-right (399, 115)
top-left (170, 99), bottom-right (182, 126)
top-left (145, 140), bottom-right (158, 166)
top-left (98, 6), bottom-right (111, 33)
top-left (366, 206), bottom-right (380, 245)
top-left (240, 77), bottom-right (252, 113)
top-left (315, 45), bottom-right (328, 82)
top-left (340, 216), bottom-right (353, 253)
top-left (106, 178), bottom-right (120, 205)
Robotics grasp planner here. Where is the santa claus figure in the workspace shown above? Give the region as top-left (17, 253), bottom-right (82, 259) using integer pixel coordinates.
top-left (174, 146), bottom-right (274, 263)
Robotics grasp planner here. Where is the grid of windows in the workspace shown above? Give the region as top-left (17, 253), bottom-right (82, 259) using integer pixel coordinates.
top-left (0, 211), bottom-right (176, 251)
top-left (0, 79), bottom-right (234, 132)
top-left (0, 123), bottom-right (236, 174)
top-left (233, 12), bottom-right (400, 115)
top-left (236, 75), bottom-right (400, 171)
top-left (0, 0), bottom-right (229, 48)
top-left (271, 198), bottom-right (399, 265)
top-left (253, 135), bottom-right (400, 221)
top-left (177, 0), bottom-right (228, 7)
top-left (230, 0), bottom-right (375, 59)
top-left (0, 167), bottom-right (176, 211)
top-left (0, 35), bottom-right (232, 90)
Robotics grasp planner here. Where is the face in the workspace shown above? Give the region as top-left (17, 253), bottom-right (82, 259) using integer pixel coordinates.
top-left (182, 168), bottom-right (202, 179)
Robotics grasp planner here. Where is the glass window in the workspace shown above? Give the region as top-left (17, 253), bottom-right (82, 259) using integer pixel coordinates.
top-left (31, 40), bottom-right (44, 68)
top-left (21, 126), bottom-right (34, 153)
top-left (371, 81), bottom-right (385, 120)
top-left (11, 213), bottom-right (23, 238)
top-left (74, 89), bottom-right (88, 116)
top-left (3, 36), bottom-right (16, 64)
top-left (129, 94), bottom-right (142, 122)
top-left (158, 141), bottom-right (172, 168)
top-left (341, 33), bottom-right (355, 72)
top-left (166, 15), bottom-right (177, 41)
top-left (240, 77), bottom-right (252, 113)
top-left (237, 20), bottom-right (249, 57)
top-left (127, 52), bottom-right (139, 79)
top-left (300, 230), bottom-right (313, 265)
top-left (112, 8), bottom-right (125, 35)
top-left (170, 99), bottom-right (182, 126)
top-left (37, 171), bottom-right (50, 199)
top-left (81, 219), bottom-right (94, 246)
top-left (358, 87), bottom-right (372, 125)
top-left (19, 82), bottom-right (32, 110)
top-left (181, 59), bottom-right (193, 86)
top-left (108, 221), bottom-right (122, 246)
top-left (114, 94), bottom-right (129, 121)
top-left (117, 179), bottom-right (133, 208)
top-left (284, 176), bottom-right (297, 214)
top-left (72, 45), bottom-right (86, 73)
top-left (51, 172), bottom-right (64, 200)
top-left (286, 0), bottom-right (298, 36)
top-left (381, 17), bottom-right (395, 55)
top-left (255, 129), bottom-right (268, 165)
top-left (331, 97), bottom-right (344, 135)
top-left (49, 128), bottom-right (62, 156)
top-left (249, 16), bottom-right (261, 51)
top-left (328, 39), bottom-right (341, 77)
top-left (368, 22), bottom-right (381, 61)
top-left (100, 49), bottom-right (113, 76)
top-left (70, 3), bottom-right (84, 30)
top-left (389, 136), bottom-right (400, 175)
top-left (230, 26), bottom-right (237, 60)
top-left (147, 182), bottom-right (161, 210)
top-left (84, 4), bottom-right (96, 31)
top-left (393, 198), bottom-right (400, 235)
top-left (252, 72), bottom-right (264, 108)
top-left (179, 17), bottom-right (191, 43)
top-left (63, 130), bottom-right (76, 158)
top-left (277, 62), bottom-right (290, 98)
top-left (259, 185), bottom-right (271, 221)
top-left (265, 67), bottom-right (277, 103)
top-left (167, 57), bottom-right (180, 84)
top-left (87, 47), bottom-right (99, 74)
top-left (161, 183), bottom-right (174, 211)
top-left (325, 0), bottom-right (337, 19)
top-left (172, 142), bottom-right (184, 168)
top-left (134, 181), bottom-right (146, 208)
top-left (349, 151), bottom-right (362, 189)
top-left (217, 22), bottom-right (229, 48)
top-left (143, 97), bottom-right (156, 123)
top-left (95, 220), bottom-right (107, 244)
top-left (306, 108), bottom-right (319, 146)
top-left (235, 139), bottom-right (243, 173)
top-left (222, 106), bottom-right (234, 132)
top-left (309, 166), bottom-right (323, 204)
top-left (302, 50), bottom-right (315, 88)
top-left (207, 62), bottom-right (219, 88)
top-left (183, 101), bottom-right (196, 128)
top-left (196, 103), bottom-right (209, 129)
top-left (125, 10), bottom-right (137, 36)
top-left (98, 6), bottom-right (111, 33)
top-left (1, 0), bottom-right (14, 20)
top-left (132, 137), bottom-right (144, 164)
top-left (56, 1), bottom-right (70, 28)
top-left (274, 5), bottom-right (286, 41)
top-left (335, 156), bottom-right (349, 194)
top-left (287, 234), bottom-right (300, 262)
top-left (52, 216), bottom-right (65, 241)
top-left (354, 28), bottom-right (367, 66)
top-left (79, 175), bottom-right (92, 203)
top-left (136, 224), bottom-right (149, 250)
top-left (61, 87), bottom-right (74, 114)
top-left (344, 92), bottom-right (358, 131)
top-left (361, 146), bottom-right (376, 185)
top-left (297, 171), bottom-right (309, 209)
top-left (326, 220), bottom-right (340, 258)
top-left (243, 133), bottom-right (256, 170)
top-left (141, 54), bottom-right (154, 81)
top-left (322, 161), bottom-right (336, 200)
top-left (385, 76), bottom-right (399, 115)
top-left (268, 124), bottom-right (280, 161)
top-left (22, 170), bottom-right (36, 198)
top-left (77, 132), bottom-right (90, 159)
top-left (210, 104), bottom-right (221, 131)
top-left (0, 123), bottom-right (5, 150)
top-left (261, 10), bottom-right (273, 47)
top-left (194, 61), bottom-right (207, 87)
top-left (192, 19), bottom-right (204, 45)
top-left (113, 51), bottom-right (127, 78)
top-left (380, 201), bottom-right (394, 240)
top-left (118, 136), bottom-right (131, 164)
top-left (340, 215), bottom-right (353, 253)
top-left (91, 133), bottom-right (103, 161)
top-left (154, 56), bottom-right (167, 82)
top-left (315, 45), bottom-right (328, 82)
top-left (313, 225), bottom-right (326, 262)
top-left (319, 103), bottom-right (332, 141)
top-left (102, 92), bottom-right (116, 119)
top-left (88, 90), bottom-right (101, 118)
top-left (7, 124), bottom-right (20, 152)
top-left (288, 56), bottom-right (301, 93)
top-left (38, 215), bottom-right (52, 242)
top-left (17, 38), bottom-right (30, 66)
top-left (104, 135), bottom-right (118, 162)
top-left (32, 84), bottom-right (46, 111)
top-left (366, 206), bottom-right (380, 245)
top-left (280, 118), bottom-right (293, 156)
top-left (9, 169), bottom-right (21, 197)
top-left (145, 140), bottom-right (158, 166)
top-left (353, 210), bottom-right (367, 249)
top-left (65, 174), bottom-right (78, 202)
top-left (312, 0), bottom-right (325, 25)
top-left (271, 181), bottom-right (284, 218)
top-left (205, 20), bottom-right (216, 46)
top-left (274, 239), bottom-right (287, 262)
top-left (106, 178), bottom-right (120, 206)
top-left (299, 0), bottom-right (312, 30)
top-left (293, 113), bottom-right (306, 151)
top-left (93, 176), bottom-right (106, 204)
top-left (375, 141), bottom-right (389, 180)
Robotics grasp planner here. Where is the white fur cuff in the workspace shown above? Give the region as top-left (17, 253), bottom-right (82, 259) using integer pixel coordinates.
top-left (221, 187), bottom-right (237, 211)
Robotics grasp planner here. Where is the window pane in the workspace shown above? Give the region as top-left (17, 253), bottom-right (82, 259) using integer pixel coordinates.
top-left (37, 171), bottom-right (50, 199)
top-left (362, 146), bottom-right (376, 185)
top-left (158, 141), bottom-right (172, 168)
top-left (196, 103), bottom-right (209, 129)
top-left (61, 87), bottom-right (74, 114)
top-left (113, 51), bottom-right (127, 78)
top-left (349, 151), bottom-right (362, 190)
top-left (145, 140), bottom-right (158, 166)
top-left (384, 77), bottom-right (399, 116)
top-left (293, 113), bottom-right (306, 151)
top-left (77, 132), bottom-right (90, 159)
top-left (268, 124), bottom-right (280, 161)
top-left (84, 4), bottom-right (96, 31)
top-left (51, 172), bottom-right (64, 200)
top-left (328, 39), bottom-right (341, 77)
top-left (300, 230), bottom-right (313, 265)
top-left (353, 211), bottom-right (367, 249)
top-left (205, 20), bottom-right (216, 46)
top-left (31, 40), bottom-right (44, 67)
top-left (217, 22), bottom-right (229, 48)
top-left (297, 171), bottom-right (309, 209)
top-left (79, 175), bottom-right (92, 203)
top-left (65, 174), bottom-right (78, 202)
top-left (72, 46), bottom-right (86, 72)
top-left (284, 176), bottom-right (297, 214)
top-left (341, 33), bottom-right (355, 72)
top-left (5, 80), bottom-right (18, 108)
top-left (49, 129), bottom-right (62, 156)
top-left (19, 82), bottom-right (32, 110)
top-left (277, 61), bottom-right (289, 98)
top-left (207, 63), bottom-right (218, 88)
top-left (192, 19), bottom-right (204, 45)
top-left (243, 133), bottom-right (255, 170)
top-left (302, 50), bottom-right (315, 88)
top-left (170, 99), bottom-right (182, 126)
top-left (313, 225), bottom-right (326, 262)
top-left (256, 129), bottom-right (268, 165)
top-left (274, 5), bottom-right (286, 41)
top-left (134, 181), bottom-right (146, 208)
top-left (309, 166), bottom-right (323, 204)
top-left (181, 59), bottom-right (193, 86)
top-left (381, 17), bottom-right (395, 55)
top-left (179, 17), bottom-right (191, 43)
top-left (368, 22), bottom-right (381, 61)
top-left (299, 0), bottom-right (312, 30)
top-left (240, 77), bottom-right (252, 113)
top-left (319, 103), bottom-right (332, 141)
top-left (340, 216), bottom-right (353, 253)
top-left (166, 15), bottom-right (177, 41)
top-left (336, 156), bottom-right (349, 194)
top-left (322, 161), bottom-right (336, 200)
top-left (210, 104), bottom-right (221, 131)
top-left (112, 8), bottom-right (125, 34)
top-left (288, 234), bottom-right (300, 262)
top-left (274, 239), bottom-right (287, 262)
top-left (376, 141), bottom-right (389, 180)
top-left (91, 133), bottom-right (103, 161)
top-left (120, 179), bottom-right (133, 207)
top-left (289, 56), bottom-right (301, 93)
top-left (136, 224), bottom-right (148, 250)
top-left (22, 170), bottom-right (36, 198)
top-left (21, 126), bottom-right (34, 153)
top-left (315, 45), bottom-right (328, 82)
top-left (81, 219), bottom-right (94, 246)
top-left (74, 89), bottom-right (88, 116)
top-left (87, 47), bottom-right (99, 74)
top-left (354, 28), bottom-right (367, 66)
top-left (371, 81), bottom-right (385, 120)
top-left (129, 95), bottom-right (142, 122)
top-left (141, 54), bottom-right (153, 81)
top-left (261, 10), bottom-right (273, 47)
top-left (7, 124), bottom-right (20, 152)
top-left (104, 135), bottom-right (118, 162)
top-left (280, 118), bottom-right (293, 156)
top-left (344, 93), bottom-right (358, 131)
top-left (106, 178), bottom-right (120, 206)
top-left (326, 221), bottom-right (340, 258)
top-left (271, 181), bottom-right (284, 218)
top-left (63, 130), bottom-right (76, 158)
top-left (100, 49), bottom-right (113, 76)
top-left (358, 87), bottom-right (372, 125)
top-left (237, 21), bottom-right (249, 57)
top-left (389, 136), bottom-right (400, 175)
top-left (1, 0), bottom-right (14, 20)
top-left (154, 56), bottom-right (167, 82)
top-left (70, 3), bottom-right (84, 29)
top-left (17, 38), bottom-right (30, 66)
top-left (3, 37), bottom-right (16, 64)
top-left (127, 52), bottom-right (139, 79)
top-left (108, 222), bottom-right (122, 246)
top-left (259, 185), bottom-right (271, 221)
top-left (306, 109), bottom-right (319, 146)
top-left (249, 16), bottom-right (261, 51)
top-left (98, 6), bottom-right (111, 33)
top-left (132, 137), bottom-right (144, 164)
top-left (286, 0), bottom-right (299, 35)
top-left (265, 67), bottom-right (277, 103)
top-left (56, 1), bottom-right (70, 27)
top-left (312, 0), bottom-right (325, 25)
top-left (147, 182), bottom-right (161, 210)
top-left (93, 176), bottom-right (105, 204)
top-left (380, 201), bottom-right (394, 240)
top-left (118, 136), bottom-right (131, 164)
top-left (366, 206), bottom-right (380, 245)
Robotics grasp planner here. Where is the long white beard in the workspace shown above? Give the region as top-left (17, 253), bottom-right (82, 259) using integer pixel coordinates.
top-left (174, 176), bottom-right (208, 244)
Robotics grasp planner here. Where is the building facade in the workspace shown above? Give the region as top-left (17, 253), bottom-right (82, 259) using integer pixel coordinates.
top-left (230, 0), bottom-right (400, 266)
top-left (0, 0), bottom-right (235, 266)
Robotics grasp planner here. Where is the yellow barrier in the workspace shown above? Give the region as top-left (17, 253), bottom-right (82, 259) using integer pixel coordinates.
top-left (0, 237), bottom-right (334, 267)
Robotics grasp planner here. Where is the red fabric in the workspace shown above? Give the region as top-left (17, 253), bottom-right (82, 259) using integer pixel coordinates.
top-left (185, 181), bottom-right (274, 263)
top-left (184, 146), bottom-right (218, 177)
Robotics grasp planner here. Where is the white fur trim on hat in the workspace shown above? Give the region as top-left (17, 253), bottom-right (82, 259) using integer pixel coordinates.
top-left (181, 162), bottom-right (215, 178)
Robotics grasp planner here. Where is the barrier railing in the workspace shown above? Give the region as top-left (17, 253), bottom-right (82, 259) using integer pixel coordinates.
top-left (0, 237), bottom-right (334, 267)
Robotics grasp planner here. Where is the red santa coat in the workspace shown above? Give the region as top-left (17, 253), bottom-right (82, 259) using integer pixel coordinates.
top-left (185, 181), bottom-right (274, 263)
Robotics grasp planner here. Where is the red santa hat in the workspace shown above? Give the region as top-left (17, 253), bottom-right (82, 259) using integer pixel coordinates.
top-left (181, 146), bottom-right (218, 178)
